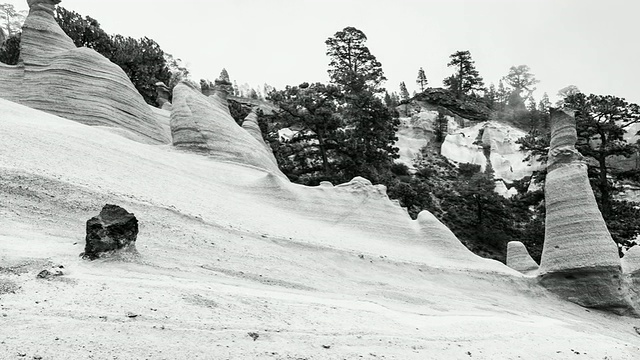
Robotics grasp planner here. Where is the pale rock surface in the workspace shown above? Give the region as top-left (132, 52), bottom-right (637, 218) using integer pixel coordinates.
top-left (0, 0), bottom-right (169, 144)
top-left (506, 241), bottom-right (539, 274)
top-left (242, 109), bottom-right (279, 165)
top-left (494, 180), bottom-right (517, 198)
top-left (441, 121), bottom-right (541, 183)
top-left (2, 97), bottom-right (640, 359)
top-left (395, 110), bottom-right (457, 168)
top-left (538, 108), bottom-right (634, 314)
top-left (170, 82), bottom-right (283, 176)
top-left (622, 245), bottom-right (640, 275)
top-left (0, 26), bottom-right (5, 44)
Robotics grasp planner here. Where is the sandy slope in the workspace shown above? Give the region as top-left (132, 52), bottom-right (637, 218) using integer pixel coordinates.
top-left (1, 98), bottom-right (640, 359)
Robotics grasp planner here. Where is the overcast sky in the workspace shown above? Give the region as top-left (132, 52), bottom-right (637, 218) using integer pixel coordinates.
top-left (5, 0), bottom-right (640, 103)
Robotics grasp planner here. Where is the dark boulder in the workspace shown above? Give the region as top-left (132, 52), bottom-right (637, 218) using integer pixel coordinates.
top-left (83, 204), bottom-right (139, 260)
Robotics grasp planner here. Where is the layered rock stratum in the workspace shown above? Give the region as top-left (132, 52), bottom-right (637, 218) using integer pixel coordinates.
top-left (536, 108), bottom-right (637, 314)
top-left (506, 241), bottom-right (539, 274)
top-left (0, 0), bottom-right (169, 144)
top-left (170, 82), bottom-right (284, 176)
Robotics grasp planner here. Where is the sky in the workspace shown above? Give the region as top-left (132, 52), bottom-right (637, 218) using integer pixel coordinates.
top-left (4, 0), bottom-right (640, 104)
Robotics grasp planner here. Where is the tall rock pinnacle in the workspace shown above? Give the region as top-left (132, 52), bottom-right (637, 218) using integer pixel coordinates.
top-left (538, 108), bottom-right (635, 314)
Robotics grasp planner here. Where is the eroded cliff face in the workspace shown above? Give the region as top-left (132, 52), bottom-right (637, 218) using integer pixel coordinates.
top-left (395, 102), bottom-right (541, 197)
top-left (0, 0), bottom-right (169, 144)
top-left (441, 121), bottom-right (542, 184)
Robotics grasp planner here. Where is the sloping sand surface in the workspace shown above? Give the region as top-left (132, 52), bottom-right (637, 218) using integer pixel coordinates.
top-left (1, 98), bottom-right (639, 359)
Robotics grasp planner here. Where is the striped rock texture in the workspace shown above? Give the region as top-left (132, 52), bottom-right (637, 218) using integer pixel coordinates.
top-left (506, 241), bottom-right (539, 274)
top-left (0, 0), bottom-right (169, 145)
top-left (538, 108), bottom-right (635, 314)
top-left (170, 82), bottom-right (284, 176)
top-left (242, 110), bottom-right (278, 164)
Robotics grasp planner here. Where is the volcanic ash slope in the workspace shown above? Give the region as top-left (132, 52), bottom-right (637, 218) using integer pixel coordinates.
top-left (1, 98), bottom-right (640, 359)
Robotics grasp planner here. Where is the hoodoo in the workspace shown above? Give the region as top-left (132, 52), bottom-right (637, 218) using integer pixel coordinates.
top-left (170, 82), bottom-right (284, 176)
top-left (0, 0), bottom-right (169, 144)
top-left (538, 108), bottom-right (634, 313)
top-left (506, 241), bottom-right (539, 274)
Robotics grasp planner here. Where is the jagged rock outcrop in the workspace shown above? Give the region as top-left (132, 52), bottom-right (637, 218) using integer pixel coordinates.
top-left (413, 88), bottom-right (491, 121)
top-left (538, 108), bottom-right (635, 314)
top-left (83, 204), bottom-right (139, 260)
top-left (170, 81), bottom-right (284, 176)
top-left (506, 241), bottom-right (539, 274)
top-left (0, 0), bottom-right (169, 144)
top-left (0, 27), bottom-right (6, 44)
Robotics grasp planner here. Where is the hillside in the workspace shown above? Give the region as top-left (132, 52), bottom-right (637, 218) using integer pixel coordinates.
top-left (3, 97), bottom-right (640, 360)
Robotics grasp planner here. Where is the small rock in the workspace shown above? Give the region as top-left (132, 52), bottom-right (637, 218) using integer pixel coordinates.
top-left (17, 353), bottom-right (26, 357)
top-left (247, 332), bottom-right (259, 341)
top-left (126, 312), bottom-right (139, 318)
top-left (36, 268), bottom-right (63, 279)
top-left (634, 326), bottom-right (640, 335)
top-left (37, 270), bottom-right (52, 279)
top-left (33, 356), bottom-right (42, 360)
top-left (322, 345), bottom-right (331, 349)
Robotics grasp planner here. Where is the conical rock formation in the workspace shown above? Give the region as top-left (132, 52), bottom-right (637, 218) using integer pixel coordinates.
top-left (622, 246), bottom-right (640, 275)
top-left (170, 82), bottom-right (284, 176)
top-left (0, 0), bottom-right (169, 144)
top-left (506, 241), bottom-right (539, 274)
top-left (242, 110), bottom-right (277, 164)
top-left (538, 108), bottom-right (634, 314)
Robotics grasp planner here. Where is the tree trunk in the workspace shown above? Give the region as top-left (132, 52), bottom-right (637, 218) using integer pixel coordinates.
top-left (475, 195), bottom-right (483, 226)
top-left (317, 130), bottom-right (330, 177)
top-left (598, 155), bottom-right (611, 218)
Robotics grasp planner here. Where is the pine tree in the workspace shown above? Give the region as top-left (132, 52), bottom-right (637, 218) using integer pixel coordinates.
top-left (0, 4), bottom-right (26, 37)
top-left (526, 96), bottom-right (537, 112)
top-left (503, 65), bottom-right (539, 105)
top-left (399, 82), bottom-right (410, 101)
top-left (219, 68), bottom-right (230, 83)
top-left (325, 26), bottom-right (386, 94)
top-left (416, 67), bottom-right (428, 92)
top-left (326, 26), bottom-right (399, 182)
top-left (497, 80), bottom-right (508, 109)
top-left (485, 83), bottom-right (497, 109)
top-left (268, 83), bottom-right (342, 183)
top-left (434, 111), bottom-right (448, 143)
top-left (538, 92), bottom-right (550, 113)
top-left (442, 50), bottom-right (484, 99)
